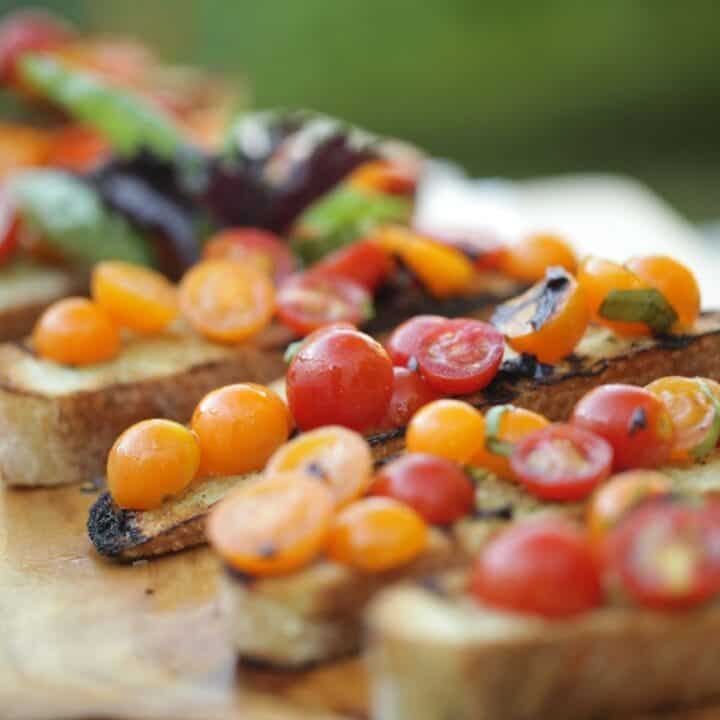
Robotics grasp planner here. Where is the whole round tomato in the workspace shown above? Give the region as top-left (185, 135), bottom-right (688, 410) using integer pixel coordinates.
top-left (287, 326), bottom-right (393, 432)
top-left (312, 239), bottom-right (393, 291)
top-left (378, 366), bottom-right (441, 430)
top-left (571, 384), bottom-right (674, 471)
top-left (385, 314), bottom-right (446, 368)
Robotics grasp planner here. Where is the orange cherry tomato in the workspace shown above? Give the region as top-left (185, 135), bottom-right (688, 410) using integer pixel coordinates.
top-left (577, 256), bottom-right (649, 336)
top-left (207, 473), bottom-right (334, 576)
top-left (178, 259), bottom-right (275, 344)
top-left (326, 497), bottom-right (427, 572)
top-left (646, 377), bottom-right (720, 462)
top-left (32, 297), bottom-right (120, 366)
top-left (376, 225), bottom-right (474, 298)
top-left (191, 383), bottom-right (290, 477)
top-left (500, 233), bottom-right (577, 282)
top-left (0, 123), bottom-right (54, 179)
top-left (406, 399), bottom-right (485, 464)
top-left (91, 260), bottom-right (178, 334)
top-left (265, 426), bottom-right (373, 507)
top-left (492, 267), bottom-right (590, 363)
top-left (587, 470), bottom-right (671, 547)
top-left (107, 419), bottom-right (200, 510)
top-left (471, 405), bottom-right (550, 479)
top-left (47, 124), bottom-right (109, 172)
top-left (346, 160), bottom-right (417, 195)
top-left (626, 255), bottom-right (700, 331)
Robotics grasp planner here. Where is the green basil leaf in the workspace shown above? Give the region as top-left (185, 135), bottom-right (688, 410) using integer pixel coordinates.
top-left (690, 379), bottom-right (720, 461)
top-left (10, 170), bottom-right (153, 267)
top-left (18, 54), bottom-right (184, 158)
top-left (599, 288), bottom-right (678, 334)
top-left (291, 186), bottom-right (411, 265)
top-left (484, 404), bottom-right (516, 457)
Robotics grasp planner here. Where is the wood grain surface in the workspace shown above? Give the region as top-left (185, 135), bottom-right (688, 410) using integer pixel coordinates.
top-left (2, 175), bottom-right (720, 720)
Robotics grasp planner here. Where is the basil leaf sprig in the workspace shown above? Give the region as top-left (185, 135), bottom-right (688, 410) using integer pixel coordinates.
top-left (599, 288), bottom-right (678, 335)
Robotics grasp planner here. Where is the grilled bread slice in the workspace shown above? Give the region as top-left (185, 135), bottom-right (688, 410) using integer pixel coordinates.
top-left (0, 326), bottom-right (290, 487)
top-left (87, 313), bottom-right (720, 566)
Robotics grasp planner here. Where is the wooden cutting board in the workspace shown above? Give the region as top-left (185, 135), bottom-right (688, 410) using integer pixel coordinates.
top-left (3, 175), bottom-right (720, 720)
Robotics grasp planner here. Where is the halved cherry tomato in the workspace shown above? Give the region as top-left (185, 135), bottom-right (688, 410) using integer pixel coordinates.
top-left (0, 123), bottom-right (54, 179)
top-left (372, 453), bottom-right (475, 525)
top-left (202, 228), bottom-right (296, 285)
top-left (471, 405), bottom-right (550, 479)
top-left (347, 160), bottom-right (417, 196)
top-left (265, 425), bottom-right (373, 507)
top-left (107, 419), bottom-right (200, 510)
top-left (469, 517), bottom-right (602, 618)
top-left (0, 187), bottom-right (19, 265)
top-left (32, 297), bottom-right (120, 366)
top-left (378, 366), bottom-right (441, 430)
top-left (191, 383), bottom-right (290, 477)
top-left (577, 256), bottom-right (650, 336)
top-left (510, 423), bottom-right (613, 501)
top-left (326, 496), bottom-right (427, 572)
top-left (587, 470), bottom-right (671, 546)
top-left (276, 272), bottom-right (371, 336)
top-left (571, 384), bottom-right (674, 471)
top-left (646, 377), bottom-right (720, 462)
top-left (376, 226), bottom-right (474, 298)
top-left (406, 399), bottom-right (485, 464)
top-left (417, 318), bottom-right (504, 395)
top-left (47, 125), bottom-right (109, 172)
top-left (287, 326), bottom-right (393, 432)
top-left (311, 239), bottom-right (393, 292)
top-left (500, 233), bottom-right (577, 282)
top-left (385, 314), bottom-right (446, 368)
top-left (492, 267), bottom-right (589, 364)
top-left (178, 259), bottom-right (274, 344)
top-left (605, 501), bottom-right (720, 611)
top-left (626, 255), bottom-right (700, 330)
top-left (91, 260), bottom-right (178, 334)
top-left (207, 473), bottom-right (334, 577)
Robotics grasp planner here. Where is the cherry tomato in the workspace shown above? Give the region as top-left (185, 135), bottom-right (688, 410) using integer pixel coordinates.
top-left (287, 326), bottom-right (393, 432)
top-left (207, 473), bottom-right (334, 577)
top-left (178, 259), bottom-right (275, 344)
top-left (471, 405), bottom-right (550, 480)
top-left (492, 267), bottom-right (590, 364)
top-left (326, 497), bottom-right (427, 572)
top-left (347, 160), bottom-right (417, 195)
top-left (47, 125), bottom-right (109, 172)
top-left (276, 272), bottom-right (371, 336)
top-left (587, 470), bottom-right (671, 546)
top-left (91, 261), bottom-right (178, 334)
top-left (378, 366), bottom-right (441, 430)
top-left (571, 384), bottom-right (674, 471)
top-left (191, 383), bottom-right (290, 477)
top-left (605, 501), bottom-right (720, 611)
top-left (0, 10), bottom-right (72, 82)
top-left (202, 228), bottom-right (296, 285)
top-left (107, 419), bottom-right (200, 510)
top-left (265, 425), bottom-right (373, 507)
top-left (577, 256), bottom-right (649, 336)
top-left (500, 233), bottom-right (577, 282)
top-left (646, 377), bottom-right (720, 462)
top-left (0, 187), bottom-right (19, 266)
top-left (469, 518), bottom-right (602, 618)
top-left (372, 453), bottom-right (475, 525)
top-left (417, 318), bottom-right (504, 395)
top-left (385, 314), bottom-right (446, 368)
top-left (406, 399), bottom-right (485, 464)
top-left (626, 255), bottom-right (700, 331)
top-left (422, 229), bottom-right (507, 271)
top-left (0, 123), bottom-right (54, 179)
top-left (32, 297), bottom-right (120, 367)
top-left (311, 239), bottom-right (393, 292)
top-left (510, 424), bottom-right (613, 501)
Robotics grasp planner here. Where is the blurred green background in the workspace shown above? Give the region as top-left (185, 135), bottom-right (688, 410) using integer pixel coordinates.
top-left (2, 0), bottom-right (718, 220)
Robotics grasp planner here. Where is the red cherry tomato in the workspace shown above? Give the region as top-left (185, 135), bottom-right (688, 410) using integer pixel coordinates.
top-left (312, 239), bottom-right (393, 292)
top-left (372, 452), bottom-right (475, 525)
top-left (287, 326), bottom-right (393, 432)
top-left (606, 501), bottom-right (720, 611)
top-left (571, 384), bottom-right (674, 471)
top-left (510, 424), bottom-right (613, 501)
top-left (385, 314), bottom-right (446, 368)
top-left (416, 318), bottom-right (504, 395)
top-left (203, 227), bottom-right (296, 285)
top-left (469, 518), bottom-right (602, 618)
top-left (0, 188), bottom-right (19, 265)
top-left (0, 11), bottom-right (72, 82)
top-left (378, 366), bottom-right (441, 430)
top-left (276, 272), bottom-right (371, 336)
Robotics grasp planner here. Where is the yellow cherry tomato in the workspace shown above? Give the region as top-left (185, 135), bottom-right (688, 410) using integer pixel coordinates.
top-left (500, 233), bottom-right (577, 282)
